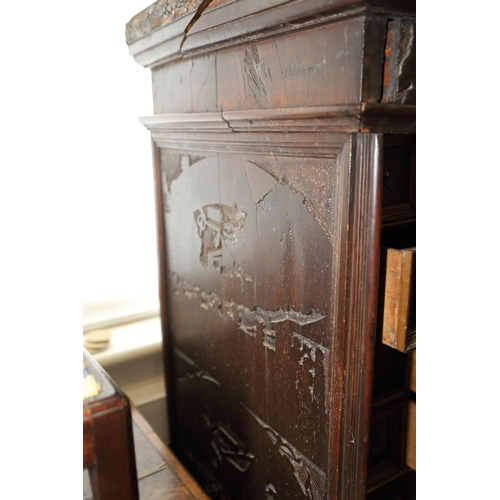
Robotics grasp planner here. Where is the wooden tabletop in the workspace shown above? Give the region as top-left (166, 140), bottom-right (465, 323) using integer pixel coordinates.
top-left (84, 406), bottom-right (209, 500)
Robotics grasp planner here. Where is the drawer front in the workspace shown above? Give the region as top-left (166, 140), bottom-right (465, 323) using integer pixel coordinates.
top-left (382, 247), bottom-right (416, 352)
top-left (409, 349), bottom-right (416, 393)
top-left (406, 401), bottom-right (416, 470)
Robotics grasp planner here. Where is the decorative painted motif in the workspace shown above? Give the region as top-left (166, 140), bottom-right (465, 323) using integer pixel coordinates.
top-left (194, 204), bottom-right (247, 270)
top-left (172, 273), bottom-right (325, 351)
top-left (243, 405), bottom-right (327, 500)
top-left (203, 415), bottom-right (255, 472)
top-left (292, 332), bottom-right (330, 414)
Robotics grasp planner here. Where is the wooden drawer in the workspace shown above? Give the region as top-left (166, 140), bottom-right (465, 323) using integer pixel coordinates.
top-left (406, 401), bottom-right (416, 470)
top-left (409, 349), bottom-right (416, 393)
top-left (382, 247), bottom-right (416, 352)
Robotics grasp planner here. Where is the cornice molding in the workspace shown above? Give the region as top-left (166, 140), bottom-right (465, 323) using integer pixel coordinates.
top-left (127, 0), bottom-right (415, 68)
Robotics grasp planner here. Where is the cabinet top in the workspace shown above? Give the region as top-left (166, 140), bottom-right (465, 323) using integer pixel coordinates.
top-left (125, 0), bottom-right (415, 45)
top-left (126, 0), bottom-right (209, 45)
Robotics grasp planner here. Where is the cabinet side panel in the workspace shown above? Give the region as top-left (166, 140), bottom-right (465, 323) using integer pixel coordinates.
top-left (158, 133), bottom-right (353, 500)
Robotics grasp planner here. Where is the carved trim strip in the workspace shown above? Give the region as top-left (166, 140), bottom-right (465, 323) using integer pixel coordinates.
top-left (140, 104), bottom-right (413, 141)
top-left (151, 142), bottom-right (179, 448)
top-left (139, 105), bottom-right (361, 133)
top-left (151, 135), bottom-right (345, 156)
top-left (336, 133), bottom-right (382, 499)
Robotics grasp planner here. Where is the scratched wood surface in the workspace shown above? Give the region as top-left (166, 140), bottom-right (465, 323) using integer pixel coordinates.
top-left (161, 145), bottom-right (345, 500)
top-left (127, 1), bottom-right (416, 499)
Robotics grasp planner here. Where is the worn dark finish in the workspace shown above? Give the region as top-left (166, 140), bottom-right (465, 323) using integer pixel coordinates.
top-left (127, 1), bottom-right (416, 498)
top-left (381, 135), bottom-right (416, 226)
top-left (381, 19), bottom-right (416, 105)
top-left (83, 348), bottom-right (139, 500)
top-left (84, 404), bottom-right (210, 500)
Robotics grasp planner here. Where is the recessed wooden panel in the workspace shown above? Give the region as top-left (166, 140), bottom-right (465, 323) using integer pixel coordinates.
top-left (216, 19), bottom-right (363, 112)
top-left (161, 147), bottom-right (341, 499)
top-left (153, 132), bottom-right (383, 500)
top-left (152, 18), bottom-right (364, 115)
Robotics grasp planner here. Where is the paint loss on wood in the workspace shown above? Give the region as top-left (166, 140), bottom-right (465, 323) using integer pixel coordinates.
top-left (243, 404), bottom-right (328, 500)
top-left (172, 272), bottom-right (326, 352)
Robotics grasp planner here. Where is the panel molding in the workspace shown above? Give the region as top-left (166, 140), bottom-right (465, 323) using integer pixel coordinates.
top-left (332, 133), bottom-right (383, 499)
top-left (139, 105), bottom-right (415, 152)
top-left (140, 105), bottom-right (360, 132)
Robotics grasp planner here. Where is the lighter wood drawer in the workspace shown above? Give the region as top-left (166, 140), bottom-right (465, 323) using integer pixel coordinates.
top-left (382, 247), bottom-right (416, 352)
top-left (406, 401), bottom-right (416, 470)
top-left (409, 349), bottom-right (416, 393)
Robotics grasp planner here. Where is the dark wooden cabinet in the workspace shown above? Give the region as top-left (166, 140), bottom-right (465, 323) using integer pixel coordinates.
top-left (126, 1), bottom-right (415, 498)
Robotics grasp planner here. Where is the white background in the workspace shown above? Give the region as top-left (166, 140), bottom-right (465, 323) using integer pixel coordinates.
top-left (1, 1), bottom-right (498, 498)
top-left (1, 0), bottom-right (157, 496)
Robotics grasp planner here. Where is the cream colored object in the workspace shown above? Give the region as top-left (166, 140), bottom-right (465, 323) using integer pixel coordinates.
top-left (83, 363), bottom-right (103, 400)
top-left (83, 329), bottom-right (112, 354)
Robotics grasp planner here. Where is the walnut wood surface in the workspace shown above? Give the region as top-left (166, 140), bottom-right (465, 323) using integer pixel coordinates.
top-left (127, 1), bottom-right (416, 498)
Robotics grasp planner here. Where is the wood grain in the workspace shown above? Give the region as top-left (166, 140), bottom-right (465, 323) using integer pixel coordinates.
top-left (127, 0), bottom-right (416, 498)
top-left (382, 247), bottom-right (416, 352)
top-left (409, 350), bottom-right (416, 393)
top-left (405, 401), bottom-right (416, 470)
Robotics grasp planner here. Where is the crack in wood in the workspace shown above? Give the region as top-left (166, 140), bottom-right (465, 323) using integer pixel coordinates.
top-left (180, 0), bottom-right (215, 50)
